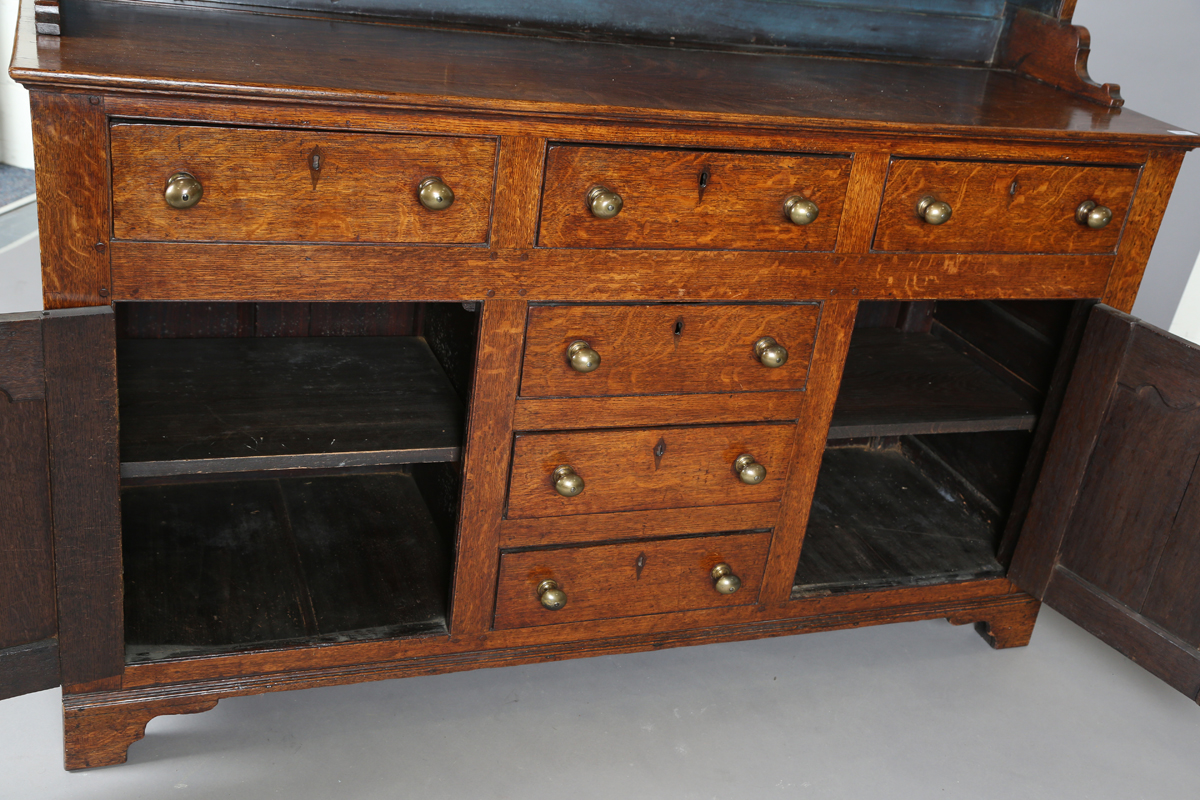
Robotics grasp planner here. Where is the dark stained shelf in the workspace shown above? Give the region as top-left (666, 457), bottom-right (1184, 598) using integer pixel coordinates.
top-left (793, 441), bottom-right (1005, 597)
top-left (123, 471), bottom-right (451, 662)
top-left (118, 336), bottom-right (463, 480)
top-left (828, 327), bottom-right (1038, 439)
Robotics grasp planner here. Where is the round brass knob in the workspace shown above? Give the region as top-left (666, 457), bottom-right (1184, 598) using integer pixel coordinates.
top-left (1076, 200), bottom-right (1113, 229)
top-left (553, 465), bottom-right (584, 497)
top-left (916, 195), bottom-right (953, 225)
top-left (783, 196), bottom-right (819, 225)
top-left (567, 340), bottom-right (600, 373)
top-left (418, 177), bottom-right (455, 210)
top-left (711, 563), bottom-right (742, 595)
top-left (587, 186), bottom-right (623, 219)
top-left (164, 172), bottom-right (203, 209)
top-left (538, 579), bottom-right (567, 610)
top-left (754, 336), bottom-right (788, 368)
top-left (734, 454), bottom-right (766, 485)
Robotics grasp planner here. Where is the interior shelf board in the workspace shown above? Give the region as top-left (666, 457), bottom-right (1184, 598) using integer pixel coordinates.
top-left (828, 327), bottom-right (1038, 439)
top-left (118, 336), bottom-right (463, 481)
top-left (122, 471), bottom-right (451, 663)
top-left (793, 442), bottom-right (1005, 598)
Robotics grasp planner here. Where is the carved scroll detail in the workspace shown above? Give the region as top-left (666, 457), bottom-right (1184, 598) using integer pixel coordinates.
top-left (1000, 8), bottom-right (1123, 108)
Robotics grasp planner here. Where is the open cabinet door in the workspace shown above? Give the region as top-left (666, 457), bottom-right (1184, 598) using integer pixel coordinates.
top-left (0, 306), bottom-right (120, 701)
top-left (1011, 304), bottom-right (1200, 702)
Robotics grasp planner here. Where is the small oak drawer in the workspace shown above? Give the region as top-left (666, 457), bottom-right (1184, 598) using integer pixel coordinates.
top-left (110, 124), bottom-right (497, 243)
top-left (873, 159), bottom-right (1139, 254)
top-left (520, 303), bottom-right (819, 398)
top-left (493, 531), bottom-right (772, 629)
top-left (507, 423), bottom-right (794, 519)
top-left (538, 145), bottom-right (850, 249)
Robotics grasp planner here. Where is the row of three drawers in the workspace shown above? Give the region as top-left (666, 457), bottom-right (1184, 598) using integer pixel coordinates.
top-left (111, 124), bottom-right (1138, 254)
top-left (492, 302), bottom-right (822, 629)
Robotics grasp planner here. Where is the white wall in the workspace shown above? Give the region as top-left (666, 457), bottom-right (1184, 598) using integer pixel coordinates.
top-left (0, 0), bottom-right (33, 168)
top-left (1073, 1), bottom-right (1200, 339)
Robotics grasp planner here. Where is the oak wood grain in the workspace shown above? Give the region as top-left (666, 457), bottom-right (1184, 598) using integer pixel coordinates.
top-left (1102, 149), bottom-right (1187, 312)
top-left (111, 125), bottom-right (497, 244)
top-left (30, 91), bottom-right (110, 309)
top-left (499, 503), bottom-right (779, 548)
top-left (491, 135), bottom-right (546, 249)
top-left (507, 423), bottom-right (795, 519)
top-left (539, 146), bottom-right (850, 250)
top-left (513, 391), bottom-right (805, 431)
top-left (999, 7), bottom-right (1122, 108)
top-left (493, 531), bottom-right (772, 629)
top-left (759, 300), bottom-right (857, 602)
top-left (447, 300), bottom-right (527, 635)
top-left (519, 303), bottom-right (819, 398)
top-left (874, 159), bottom-right (1139, 253)
top-left (109, 243), bottom-right (1118, 303)
top-left (44, 307), bottom-right (123, 688)
top-left (836, 151), bottom-right (891, 254)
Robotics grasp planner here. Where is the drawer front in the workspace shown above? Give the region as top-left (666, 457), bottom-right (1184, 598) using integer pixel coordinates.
top-left (493, 531), bottom-right (772, 629)
top-left (538, 145), bottom-right (850, 250)
top-left (520, 303), bottom-right (820, 399)
top-left (873, 159), bottom-right (1139, 254)
top-left (111, 125), bottom-right (497, 243)
top-left (507, 423), bottom-right (795, 519)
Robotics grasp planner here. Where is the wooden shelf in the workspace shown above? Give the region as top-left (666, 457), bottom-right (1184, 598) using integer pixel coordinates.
top-left (118, 337), bottom-right (463, 481)
top-left (122, 471), bottom-right (451, 662)
top-left (828, 328), bottom-right (1038, 439)
top-left (792, 441), bottom-right (1004, 597)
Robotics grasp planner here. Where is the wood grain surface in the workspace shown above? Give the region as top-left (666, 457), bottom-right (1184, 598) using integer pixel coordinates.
top-left (874, 159), bottom-right (1139, 253)
top-left (519, 303), bottom-right (819, 398)
top-left (43, 307), bottom-right (124, 688)
top-left (111, 125), bottom-right (496, 243)
top-left (507, 423), bottom-right (795, 519)
top-left (31, 91), bottom-right (110, 309)
top-left (499, 503), bottom-right (779, 548)
top-left (11, 1), bottom-right (1195, 144)
top-left (493, 531), bottom-right (772, 629)
top-left (513, 391), bottom-right (805, 432)
top-left (539, 146), bottom-right (849, 250)
top-left (447, 300), bottom-right (527, 635)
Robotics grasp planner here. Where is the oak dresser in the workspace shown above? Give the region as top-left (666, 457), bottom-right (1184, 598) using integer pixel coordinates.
top-left (3, 0), bottom-right (1200, 769)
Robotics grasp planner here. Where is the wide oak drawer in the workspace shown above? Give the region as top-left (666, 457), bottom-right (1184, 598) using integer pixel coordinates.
top-left (493, 531), bottom-right (772, 629)
top-left (538, 145), bottom-right (850, 250)
top-left (110, 124), bottom-right (497, 243)
top-left (520, 303), bottom-right (819, 398)
top-left (873, 159), bottom-right (1139, 254)
top-left (507, 423), bottom-right (794, 519)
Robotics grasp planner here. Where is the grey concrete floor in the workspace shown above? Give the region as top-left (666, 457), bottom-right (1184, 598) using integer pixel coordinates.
top-left (2, 607), bottom-right (1198, 799)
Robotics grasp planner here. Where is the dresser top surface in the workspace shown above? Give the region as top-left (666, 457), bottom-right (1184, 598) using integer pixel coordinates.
top-left (9, 0), bottom-right (1196, 146)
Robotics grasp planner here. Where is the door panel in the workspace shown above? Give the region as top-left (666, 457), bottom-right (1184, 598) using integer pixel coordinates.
top-left (1011, 304), bottom-right (1200, 701)
top-left (0, 306), bottom-right (121, 700)
top-left (0, 311), bottom-right (59, 699)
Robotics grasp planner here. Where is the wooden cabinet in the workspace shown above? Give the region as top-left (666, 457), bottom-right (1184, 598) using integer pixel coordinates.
top-left (2, 0), bottom-right (1198, 771)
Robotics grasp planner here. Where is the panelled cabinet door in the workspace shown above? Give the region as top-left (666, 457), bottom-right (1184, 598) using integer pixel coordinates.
top-left (0, 306), bottom-right (120, 701)
top-left (1011, 305), bottom-right (1200, 703)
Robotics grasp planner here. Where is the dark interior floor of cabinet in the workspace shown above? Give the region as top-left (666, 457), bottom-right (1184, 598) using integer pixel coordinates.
top-left (829, 328), bottom-right (1037, 439)
top-left (793, 441), bottom-right (1004, 598)
top-left (118, 336), bottom-right (463, 480)
top-left (122, 471), bottom-right (451, 662)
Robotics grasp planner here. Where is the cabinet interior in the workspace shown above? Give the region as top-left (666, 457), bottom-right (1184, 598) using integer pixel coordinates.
top-left (115, 301), bottom-right (477, 663)
top-left (793, 298), bottom-right (1081, 598)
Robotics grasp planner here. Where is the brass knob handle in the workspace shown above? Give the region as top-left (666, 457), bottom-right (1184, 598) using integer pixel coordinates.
top-left (164, 172), bottom-right (203, 209)
top-left (567, 340), bottom-right (601, 373)
top-left (783, 196), bottom-right (819, 225)
top-left (734, 454), bottom-right (766, 485)
top-left (1076, 200), bottom-right (1113, 229)
top-left (754, 336), bottom-right (788, 368)
top-left (916, 195), bottom-right (953, 225)
top-left (553, 465), bottom-right (584, 497)
top-left (711, 563), bottom-right (742, 595)
top-left (418, 177), bottom-right (455, 210)
top-left (538, 579), bottom-right (567, 610)
top-left (587, 186), bottom-right (623, 219)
